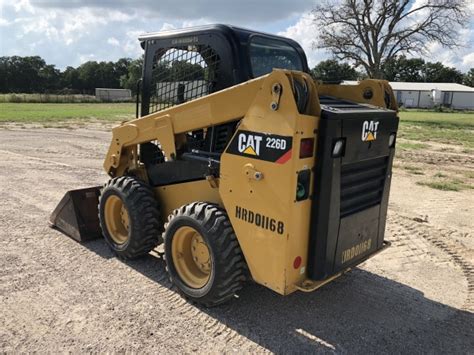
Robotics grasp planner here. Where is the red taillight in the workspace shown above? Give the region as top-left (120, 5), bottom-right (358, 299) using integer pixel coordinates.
top-left (299, 138), bottom-right (314, 158)
top-left (293, 256), bottom-right (302, 269)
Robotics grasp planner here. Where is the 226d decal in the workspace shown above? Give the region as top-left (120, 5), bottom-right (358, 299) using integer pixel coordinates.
top-left (226, 130), bottom-right (292, 164)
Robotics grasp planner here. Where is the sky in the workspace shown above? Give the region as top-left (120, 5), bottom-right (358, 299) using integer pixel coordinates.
top-left (0, 0), bottom-right (473, 72)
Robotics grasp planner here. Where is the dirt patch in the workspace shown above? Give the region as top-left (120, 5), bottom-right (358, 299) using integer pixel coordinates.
top-left (1, 127), bottom-right (473, 353)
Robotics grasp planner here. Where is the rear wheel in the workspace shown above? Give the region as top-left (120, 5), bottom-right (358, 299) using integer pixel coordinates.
top-left (99, 176), bottom-right (162, 259)
top-left (164, 202), bottom-right (247, 306)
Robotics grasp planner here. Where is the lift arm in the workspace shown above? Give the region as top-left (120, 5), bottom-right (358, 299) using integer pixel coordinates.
top-left (104, 74), bottom-right (270, 176)
top-left (103, 70), bottom-right (396, 177)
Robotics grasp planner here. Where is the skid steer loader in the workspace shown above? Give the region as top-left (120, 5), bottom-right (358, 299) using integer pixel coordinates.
top-left (50, 24), bottom-right (399, 306)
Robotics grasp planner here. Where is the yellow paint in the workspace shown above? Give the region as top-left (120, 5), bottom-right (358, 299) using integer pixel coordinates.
top-left (171, 226), bottom-right (211, 288)
top-left (103, 69), bottom-right (398, 296)
top-left (104, 195), bottom-right (129, 244)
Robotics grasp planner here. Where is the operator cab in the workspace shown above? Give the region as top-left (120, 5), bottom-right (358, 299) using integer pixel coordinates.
top-left (138, 24), bottom-right (309, 118)
top-left (137, 24), bottom-right (310, 178)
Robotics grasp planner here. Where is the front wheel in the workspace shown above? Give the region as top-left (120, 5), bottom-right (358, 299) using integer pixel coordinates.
top-left (163, 202), bottom-right (247, 306)
top-left (98, 176), bottom-right (162, 259)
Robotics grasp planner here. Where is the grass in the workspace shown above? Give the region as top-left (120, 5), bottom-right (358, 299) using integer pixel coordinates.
top-left (417, 175), bottom-right (473, 191)
top-left (0, 103), bottom-right (135, 122)
top-left (0, 104), bottom-right (472, 147)
top-left (399, 110), bottom-right (474, 128)
top-left (416, 180), bottom-right (472, 192)
top-left (403, 165), bottom-right (424, 175)
top-left (0, 93), bottom-right (102, 103)
top-left (463, 171), bottom-right (474, 179)
top-left (398, 111), bottom-right (474, 148)
top-left (397, 142), bottom-right (429, 150)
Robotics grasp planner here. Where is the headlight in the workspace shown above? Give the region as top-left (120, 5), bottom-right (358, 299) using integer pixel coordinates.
top-left (388, 133), bottom-right (396, 148)
top-left (332, 139), bottom-right (345, 157)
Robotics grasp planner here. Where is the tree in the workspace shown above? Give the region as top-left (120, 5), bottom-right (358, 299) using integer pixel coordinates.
top-left (120, 57), bottom-right (144, 94)
top-left (40, 64), bottom-right (61, 92)
top-left (383, 56), bottom-right (464, 83)
top-left (423, 62), bottom-right (463, 83)
top-left (0, 56), bottom-right (61, 93)
top-left (463, 68), bottom-right (474, 87)
top-left (313, 0), bottom-right (468, 78)
top-left (114, 58), bottom-right (132, 81)
top-left (170, 60), bottom-right (205, 81)
top-left (75, 61), bottom-right (123, 93)
top-left (383, 56), bottom-right (425, 82)
top-left (61, 66), bottom-right (81, 91)
top-left (310, 59), bottom-right (358, 81)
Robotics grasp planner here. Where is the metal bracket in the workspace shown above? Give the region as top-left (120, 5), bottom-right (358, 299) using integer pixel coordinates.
top-left (244, 163), bottom-right (263, 181)
top-left (270, 83), bottom-right (282, 111)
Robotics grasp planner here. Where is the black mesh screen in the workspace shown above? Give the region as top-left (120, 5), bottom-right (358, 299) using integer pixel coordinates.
top-left (149, 46), bottom-right (220, 113)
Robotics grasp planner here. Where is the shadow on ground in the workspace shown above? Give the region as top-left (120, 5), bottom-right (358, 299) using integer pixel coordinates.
top-left (84, 239), bottom-right (473, 353)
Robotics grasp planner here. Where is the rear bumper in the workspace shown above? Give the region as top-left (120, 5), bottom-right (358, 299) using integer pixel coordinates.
top-left (296, 241), bottom-right (391, 292)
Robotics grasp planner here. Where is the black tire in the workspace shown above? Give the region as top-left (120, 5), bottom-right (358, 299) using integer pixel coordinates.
top-left (164, 202), bottom-right (247, 306)
top-left (140, 142), bottom-right (165, 165)
top-left (99, 176), bottom-right (163, 259)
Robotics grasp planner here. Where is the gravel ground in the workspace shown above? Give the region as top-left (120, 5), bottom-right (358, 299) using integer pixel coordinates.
top-left (1, 127), bottom-right (473, 353)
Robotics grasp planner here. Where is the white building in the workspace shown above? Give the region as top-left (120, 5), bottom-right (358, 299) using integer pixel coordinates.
top-left (344, 81), bottom-right (474, 110)
top-left (389, 82), bottom-right (474, 110)
top-left (95, 88), bottom-right (132, 102)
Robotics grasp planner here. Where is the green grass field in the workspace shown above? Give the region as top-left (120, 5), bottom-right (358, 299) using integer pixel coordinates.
top-left (0, 93), bottom-right (101, 103)
top-left (1, 104), bottom-right (472, 148)
top-left (398, 111), bottom-right (474, 148)
top-left (399, 110), bottom-right (474, 128)
top-left (0, 103), bottom-right (135, 122)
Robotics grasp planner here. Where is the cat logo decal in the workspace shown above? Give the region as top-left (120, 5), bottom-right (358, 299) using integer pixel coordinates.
top-left (361, 120), bottom-right (379, 142)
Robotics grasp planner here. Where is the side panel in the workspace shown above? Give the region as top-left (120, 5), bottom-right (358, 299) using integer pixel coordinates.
top-left (154, 180), bottom-right (222, 219)
top-left (219, 71), bottom-right (319, 295)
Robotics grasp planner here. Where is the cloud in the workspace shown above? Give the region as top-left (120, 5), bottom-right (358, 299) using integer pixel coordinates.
top-left (1, 0), bottom-right (472, 73)
top-left (30, 0), bottom-right (313, 24)
top-left (279, 2), bottom-right (474, 72)
top-left (79, 53), bottom-right (96, 64)
top-left (107, 37), bottom-right (120, 46)
top-left (2, 0), bottom-right (314, 68)
top-left (160, 23), bottom-right (176, 31)
top-left (278, 14), bottom-right (330, 68)
top-left (462, 53), bottom-right (474, 68)
top-left (403, 0), bottom-right (474, 71)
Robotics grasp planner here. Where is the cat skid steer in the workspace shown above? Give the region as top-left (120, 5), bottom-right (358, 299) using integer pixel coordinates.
top-left (50, 24), bottom-right (398, 306)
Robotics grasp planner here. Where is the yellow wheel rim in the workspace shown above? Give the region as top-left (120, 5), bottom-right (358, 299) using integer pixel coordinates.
top-left (104, 195), bottom-right (130, 244)
top-left (171, 226), bottom-right (212, 288)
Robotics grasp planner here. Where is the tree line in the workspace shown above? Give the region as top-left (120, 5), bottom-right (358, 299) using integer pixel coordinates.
top-left (0, 55), bottom-right (212, 95)
top-left (312, 57), bottom-right (474, 87)
top-left (1, 54), bottom-right (473, 95)
top-left (2, 1), bottom-right (472, 93)
top-left (0, 56), bottom-right (143, 94)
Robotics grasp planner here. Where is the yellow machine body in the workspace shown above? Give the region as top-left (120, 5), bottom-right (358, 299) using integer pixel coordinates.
top-left (97, 69), bottom-right (396, 295)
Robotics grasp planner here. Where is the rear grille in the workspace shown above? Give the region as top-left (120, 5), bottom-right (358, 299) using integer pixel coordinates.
top-left (340, 156), bottom-right (388, 217)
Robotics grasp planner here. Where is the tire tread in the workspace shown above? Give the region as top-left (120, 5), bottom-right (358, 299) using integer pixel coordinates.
top-left (164, 202), bottom-right (247, 307)
top-left (98, 176), bottom-right (163, 259)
